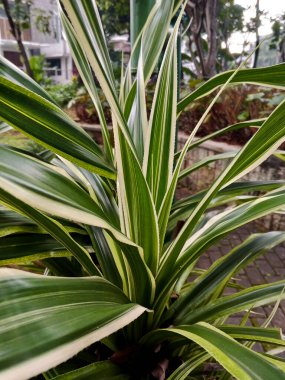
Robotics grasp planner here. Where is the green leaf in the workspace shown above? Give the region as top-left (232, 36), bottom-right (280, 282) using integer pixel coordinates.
top-left (161, 95), bottom-right (285, 291)
top-left (114, 128), bottom-right (160, 275)
top-left (220, 326), bottom-right (285, 346)
top-left (172, 180), bottom-right (285, 212)
top-left (167, 352), bottom-right (209, 380)
top-left (59, 10), bottom-right (113, 162)
top-left (156, 190), bottom-right (285, 321)
top-left (0, 190), bottom-right (100, 276)
top-left (0, 54), bottom-right (53, 102)
top-left (0, 146), bottom-right (155, 305)
top-left (0, 207), bottom-right (86, 237)
top-left (56, 162), bottom-right (120, 228)
top-left (53, 361), bottom-right (129, 379)
top-left (0, 233), bottom-right (74, 266)
top-left (168, 232), bottom-right (285, 322)
top-left (124, 0), bottom-right (179, 119)
top-left (131, 0), bottom-right (177, 80)
top-left (0, 269), bottom-right (146, 380)
top-left (0, 207), bottom-right (43, 237)
top-left (142, 323), bottom-right (285, 379)
top-left (0, 146), bottom-right (134, 249)
top-left (0, 77), bottom-right (116, 179)
top-left (178, 151), bottom-right (237, 181)
top-left (127, 53), bottom-right (148, 162)
top-left (175, 118), bottom-right (265, 160)
top-left (178, 280), bottom-right (285, 325)
top-left (143, 11), bottom-right (179, 211)
top-left (169, 180), bottom-right (285, 232)
top-left (178, 63), bottom-right (285, 113)
top-left (61, 0), bottom-right (135, 155)
top-left (86, 227), bottom-right (123, 289)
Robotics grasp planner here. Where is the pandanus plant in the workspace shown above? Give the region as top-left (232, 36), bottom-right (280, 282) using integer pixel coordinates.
top-left (2, 1), bottom-right (285, 379)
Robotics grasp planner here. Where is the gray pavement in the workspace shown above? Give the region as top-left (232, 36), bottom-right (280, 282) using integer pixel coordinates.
top-left (196, 216), bottom-right (285, 331)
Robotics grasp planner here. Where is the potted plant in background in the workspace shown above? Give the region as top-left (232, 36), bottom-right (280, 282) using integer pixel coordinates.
top-left (1, 1), bottom-right (285, 379)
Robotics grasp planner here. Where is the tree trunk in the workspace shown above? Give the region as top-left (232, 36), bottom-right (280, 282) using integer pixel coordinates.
top-left (1, 0), bottom-right (34, 78)
top-left (186, 1), bottom-right (206, 79)
top-left (186, 0), bottom-right (218, 80)
top-left (204, 0), bottom-right (217, 78)
top-left (16, 37), bottom-right (34, 78)
top-left (252, 0), bottom-right (260, 68)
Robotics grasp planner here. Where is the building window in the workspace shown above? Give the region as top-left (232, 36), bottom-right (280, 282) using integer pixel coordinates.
top-left (0, 1), bottom-right (30, 20)
top-left (46, 57), bottom-right (61, 76)
top-left (3, 51), bottom-right (22, 67)
top-left (51, 12), bottom-right (62, 42)
top-left (30, 48), bottom-right (40, 56)
top-left (0, 6), bottom-right (7, 19)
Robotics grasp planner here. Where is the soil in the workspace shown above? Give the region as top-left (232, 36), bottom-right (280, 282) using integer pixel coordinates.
top-left (68, 84), bottom-right (285, 149)
top-left (178, 85), bottom-right (285, 149)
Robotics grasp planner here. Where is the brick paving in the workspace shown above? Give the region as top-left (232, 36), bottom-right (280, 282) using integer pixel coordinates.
top-left (196, 216), bottom-right (285, 332)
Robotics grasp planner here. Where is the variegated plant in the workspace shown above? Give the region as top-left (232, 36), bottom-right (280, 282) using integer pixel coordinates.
top-left (1, 1), bottom-right (285, 379)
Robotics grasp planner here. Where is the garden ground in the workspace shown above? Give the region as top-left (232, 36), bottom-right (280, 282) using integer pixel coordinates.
top-left (199, 217), bottom-right (285, 333)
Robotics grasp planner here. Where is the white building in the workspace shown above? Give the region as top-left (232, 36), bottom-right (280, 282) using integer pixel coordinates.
top-left (0, 0), bottom-right (73, 83)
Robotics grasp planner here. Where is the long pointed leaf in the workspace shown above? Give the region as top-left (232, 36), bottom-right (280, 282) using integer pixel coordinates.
top-left (61, 0), bottom-right (136, 155)
top-left (0, 269), bottom-right (146, 380)
top-left (142, 323), bottom-right (285, 379)
top-left (59, 10), bottom-right (113, 162)
top-left (0, 146), bottom-right (132, 247)
top-left (175, 118), bottom-right (265, 159)
top-left (162, 92), bottom-right (285, 285)
top-left (178, 63), bottom-right (285, 113)
top-left (177, 280), bottom-right (285, 325)
top-left (168, 232), bottom-right (285, 320)
top-left (0, 190), bottom-right (100, 276)
top-left (53, 361), bottom-right (129, 379)
top-left (155, 190), bottom-right (285, 321)
top-left (0, 78), bottom-right (115, 179)
top-left (114, 125), bottom-right (160, 275)
top-left (124, 0), bottom-right (182, 120)
top-left (143, 12), bottom-right (179, 211)
top-left (0, 54), bottom-right (54, 102)
top-left (0, 233), bottom-right (75, 265)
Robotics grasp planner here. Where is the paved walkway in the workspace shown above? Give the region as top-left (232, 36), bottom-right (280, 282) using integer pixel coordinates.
top-left (196, 216), bottom-right (285, 332)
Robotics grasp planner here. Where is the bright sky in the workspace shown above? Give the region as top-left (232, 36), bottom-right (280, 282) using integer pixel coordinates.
top-left (230, 0), bottom-right (284, 52)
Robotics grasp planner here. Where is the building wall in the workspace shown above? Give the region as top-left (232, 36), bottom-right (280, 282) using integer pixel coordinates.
top-left (30, 0), bottom-right (60, 44)
top-left (0, 18), bottom-right (31, 41)
top-left (0, 0), bottom-right (73, 83)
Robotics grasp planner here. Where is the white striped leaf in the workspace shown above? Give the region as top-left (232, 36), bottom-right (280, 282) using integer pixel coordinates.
top-left (0, 189), bottom-right (100, 276)
top-left (166, 232), bottom-right (285, 322)
top-left (155, 190), bottom-right (285, 321)
top-left (0, 54), bottom-right (54, 102)
top-left (53, 361), bottom-right (129, 379)
top-left (0, 269), bottom-right (146, 380)
top-left (169, 180), bottom-right (285, 230)
top-left (0, 77), bottom-right (115, 179)
top-left (127, 53), bottom-right (148, 162)
top-left (143, 10), bottom-right (179, 211)
top-left (0, 146), bottom-right (132, 247)
top-left (59, 10), bottom-right (113, 162)
top-left (124, 0), bottom-right (182, 120)
top-left (0, 146), bottom-right (155, 305)
top-left (176, 280), bottom-right (285, 325)
top-left (220, 326), bottom-right (285, 346)
top-left (178, 63), bottom-right (285, 113)
top-left (161, 94), bottom-right (285, 286)
top-left (0, 233), bottom-right (73, 266)
top-left (114, 126), bottom-right (160, 276)
top-left (141, 323), bottom-right (285, 379)
top-left (61, 0), bottom-right (136, 155)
